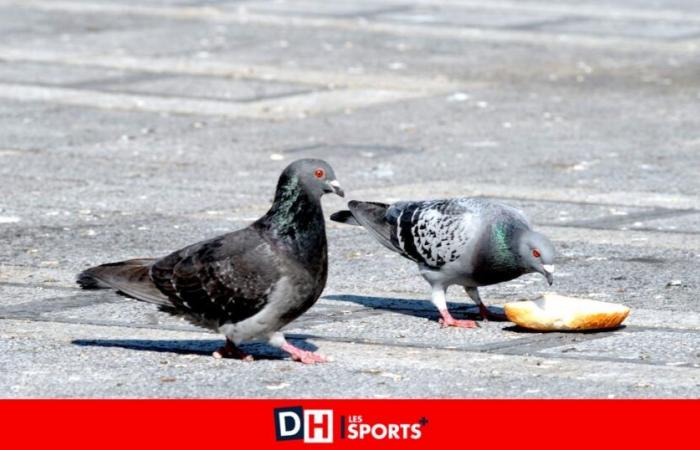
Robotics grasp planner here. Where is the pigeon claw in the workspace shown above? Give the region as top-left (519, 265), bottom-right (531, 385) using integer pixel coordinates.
top-left (281, 343), bottom-right (329, 364)
top-left (213, 340), bottom-right (254, 361)
top-left (478, 305), bottom-right (509, 322)
top-left (293, 352), bottom-right (328, 365)
top-left (439, 317), bottom-right (480, 329)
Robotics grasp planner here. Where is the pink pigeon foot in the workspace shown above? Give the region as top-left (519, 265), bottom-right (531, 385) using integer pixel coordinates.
top-left (281, 342), bottom-right (329, 364)
top-left (438, 309), bottom-right (479, 328)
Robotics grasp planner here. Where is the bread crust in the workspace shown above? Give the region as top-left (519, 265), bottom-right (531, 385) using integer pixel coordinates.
top-left (504, 294), bottom-right (630, 331)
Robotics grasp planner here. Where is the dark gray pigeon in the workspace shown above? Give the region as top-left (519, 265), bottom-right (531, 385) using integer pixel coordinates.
top-left (78, 159), bottom-right (344, 363)
top-left (331, 198), bottom-right (555, 328)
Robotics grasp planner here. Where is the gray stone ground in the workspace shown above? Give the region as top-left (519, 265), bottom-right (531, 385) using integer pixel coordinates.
top-left (0, 0), bottom-right (699, 398)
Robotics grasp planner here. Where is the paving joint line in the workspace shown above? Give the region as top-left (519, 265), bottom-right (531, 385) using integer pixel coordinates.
top-left (73, 84), bottom-right (321, 105)
top-left (0, 81), bottom-right (427, 120)
top-left (1, 312), bottom-right (698, 368)
top-left (343, 4), bottom-right (416, 19)
top-left (0, 293), bottom-right (120, 316)
top-left (5, 185), bottom-right (699, 221)
top-left (528, 351), bottom-right (699, 368)
top-left (63, 72), bottom-right (179, 90)
top-left (0, 281), bottom-right (81, 291)
top-left (504, 16), bottom-right (584, 32)
top-left (396, 0), bottom-right (700, 24)
top-left (544, 223), bottom-right (700, 236)
top-left (0, 47), bottom-right (459, 92)
top-left (559, 208), bottom-right (699, 229)
top-left (6, 0), bottom-right (700, 53)
top-left (355, 181), bottom-right (700, 211)
top-left (0, 313), bottom-right (599, 359)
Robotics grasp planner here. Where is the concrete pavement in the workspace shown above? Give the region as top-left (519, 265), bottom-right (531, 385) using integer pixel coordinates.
top-left (0, 0), bottom-right (699, 397)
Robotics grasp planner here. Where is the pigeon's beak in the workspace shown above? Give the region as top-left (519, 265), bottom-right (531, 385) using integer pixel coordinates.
top-left (541, 264), bottom-right (555, 286)
top-left (328, 179), bottom-right (345, 197)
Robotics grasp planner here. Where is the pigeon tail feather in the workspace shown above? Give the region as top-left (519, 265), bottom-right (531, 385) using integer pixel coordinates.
top-left (77, 258), bottom-right (172, 307)
top-left (344, 201), bottom-right (400, 255)
top-left (329, 210), bottom-right (359, 226)
top-left (76, 270), bottom-right (110, 289)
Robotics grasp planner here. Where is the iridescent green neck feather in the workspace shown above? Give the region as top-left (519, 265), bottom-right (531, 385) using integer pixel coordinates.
top-left (271, 175), bottom-right (302, 231)
top-left (491, 223), bottom-right (517, 270)
top-left (263, 174), bottom-right (324, 243)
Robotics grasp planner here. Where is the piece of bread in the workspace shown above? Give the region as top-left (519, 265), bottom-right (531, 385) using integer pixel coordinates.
top-left (504, 293), bottom-right (630, 331)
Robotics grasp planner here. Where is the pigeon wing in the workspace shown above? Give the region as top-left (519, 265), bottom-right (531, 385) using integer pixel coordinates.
top-left (150, 227), bottom-right (283, 325)
top-left (388, 199), bottom-right (482, 268)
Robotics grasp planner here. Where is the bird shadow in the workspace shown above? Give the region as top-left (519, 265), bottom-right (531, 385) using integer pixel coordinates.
top-left (323, 294), bottom-right (506, 321)
top-left (325, 295), bottom-right (625, 333)
top-left (71, 337), bottom-right (319, 360)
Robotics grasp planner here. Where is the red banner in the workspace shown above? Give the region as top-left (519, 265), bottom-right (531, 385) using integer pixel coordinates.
top-left (0, 400), bottom-right (696, 449)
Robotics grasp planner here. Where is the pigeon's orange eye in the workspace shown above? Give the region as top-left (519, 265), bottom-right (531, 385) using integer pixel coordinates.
top-left (532, 249), bottom-right (541, 258)
top-left (314, 168), bottom-right (325, 179)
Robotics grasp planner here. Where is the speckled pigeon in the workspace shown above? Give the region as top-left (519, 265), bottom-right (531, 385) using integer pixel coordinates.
top-left (331, 198), bottom-right (555, 328)
top-left (78, 159), bottom-right (344, 363)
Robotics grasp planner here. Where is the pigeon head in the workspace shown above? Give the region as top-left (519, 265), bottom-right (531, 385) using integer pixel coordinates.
top-left (281, 159), bottom-right (344, 199)
top-left (518, 230), bottom-right (555, 285)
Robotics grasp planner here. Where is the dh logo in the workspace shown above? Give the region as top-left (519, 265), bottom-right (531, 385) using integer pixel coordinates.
top-left (274, 407), bottom-right (333, 443)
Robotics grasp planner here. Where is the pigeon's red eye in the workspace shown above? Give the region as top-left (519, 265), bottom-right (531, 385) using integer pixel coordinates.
top-left (314, 168), bottom-right (325, 179)
top-left (532, 249), bottom-right (541, 258)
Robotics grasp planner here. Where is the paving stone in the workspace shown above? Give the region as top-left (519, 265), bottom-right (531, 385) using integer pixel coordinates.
top-left (0, 0), bottom-right (699, 398)
top-left (540, 329), bottom-right (700, 367)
